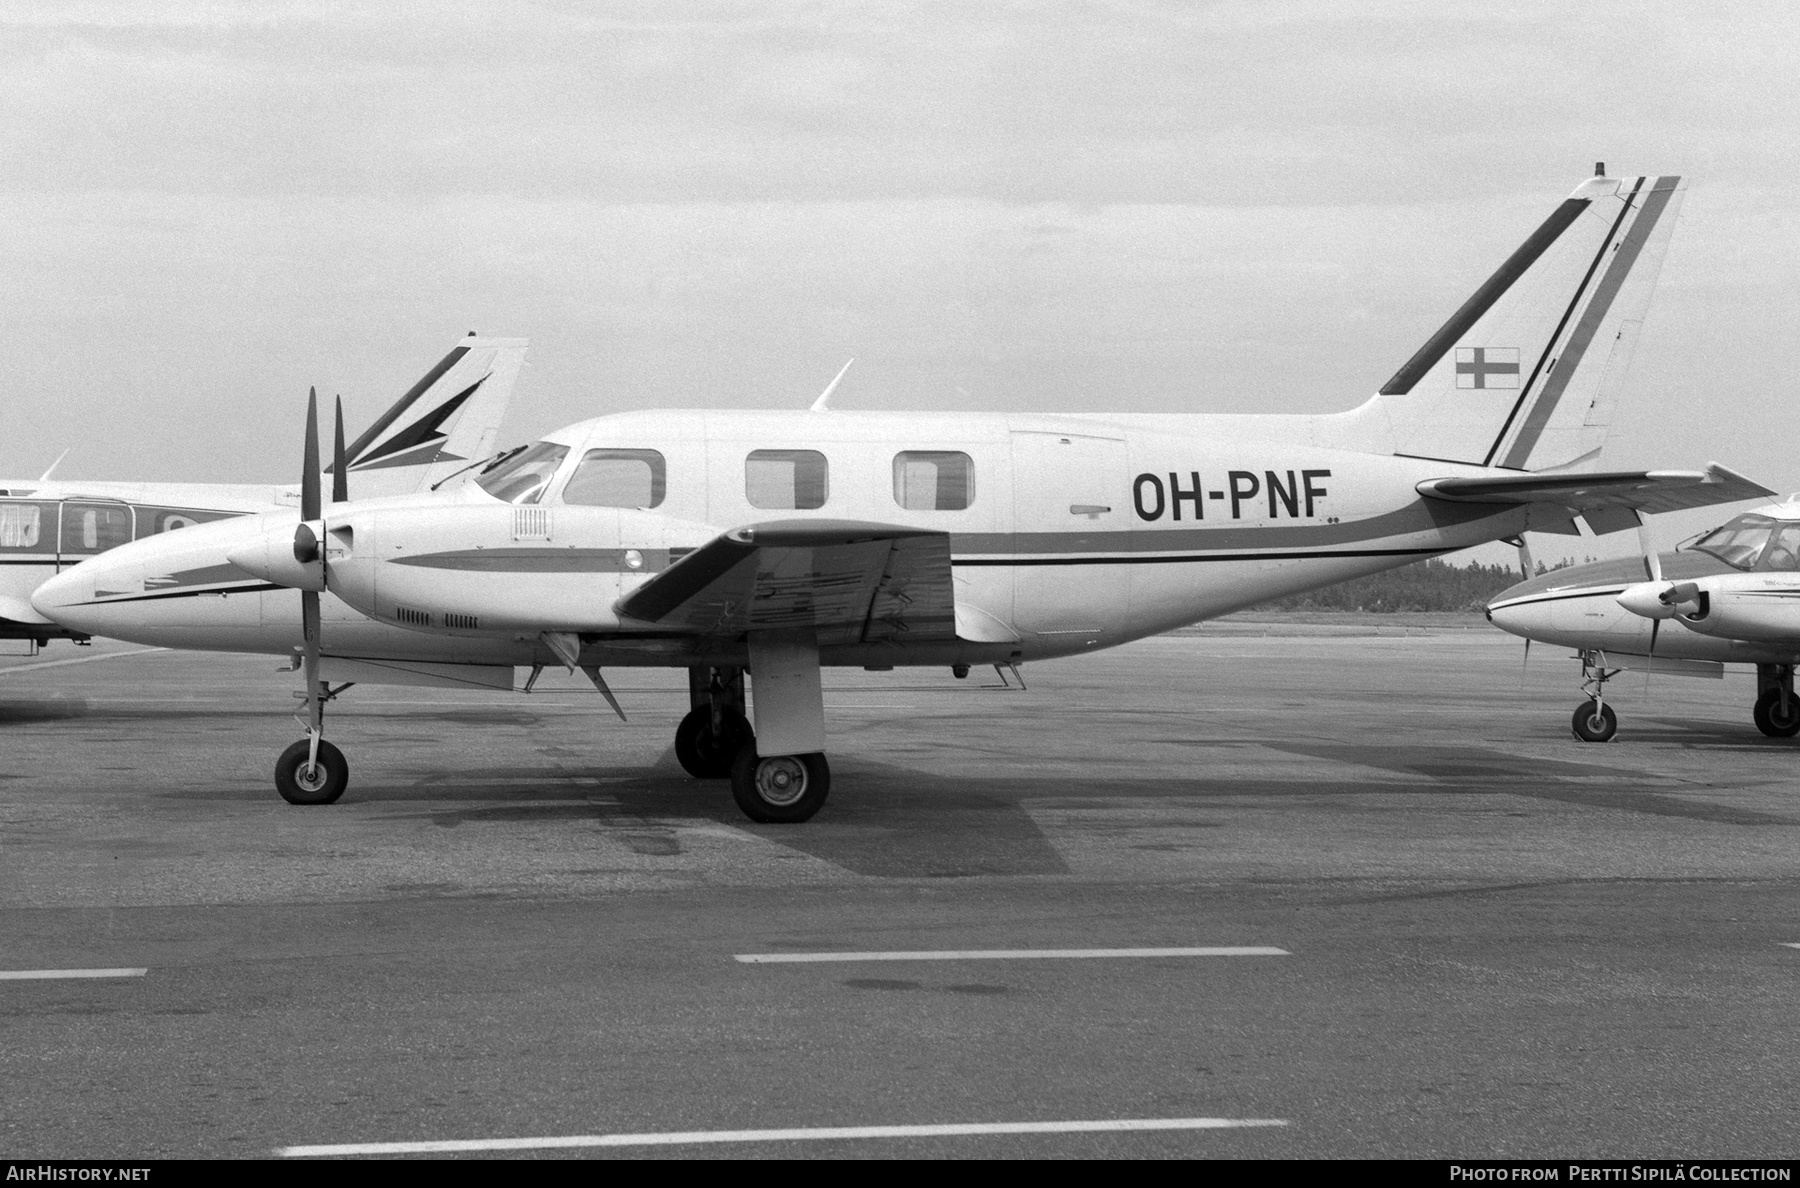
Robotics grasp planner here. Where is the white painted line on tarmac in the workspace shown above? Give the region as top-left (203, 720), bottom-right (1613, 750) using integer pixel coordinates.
top-left (279, 1116), bottom-right (1289, 1157)
top-left (0, 968), bottom-right (147, 980)
top-left (734, 946), bottom-right (1289, 964)
top-left (1781, 943), bottom-right (1800, 949)
top-left (0, 647), bottom-right (166, 676)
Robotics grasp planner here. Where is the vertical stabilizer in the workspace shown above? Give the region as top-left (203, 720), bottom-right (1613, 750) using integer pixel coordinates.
top-left (1345, 175), bottom-right (1685, 472)
top-left (337, 334), bottom-right (529, 497)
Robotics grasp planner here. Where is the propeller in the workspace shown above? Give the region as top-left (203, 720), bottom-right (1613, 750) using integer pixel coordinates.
top-left (299, 390), bottom-right (324, 772)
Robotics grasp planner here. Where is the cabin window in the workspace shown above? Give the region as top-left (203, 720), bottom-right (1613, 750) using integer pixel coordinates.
top-left (893, 451), bottom-right (974, 511)
top-left (475, 441), bottom-right (570, 505)
top-left (60, 503), bottom-right (132, 555)
top-left (746, 449), bottom-right (828, 510)
top-left (134, 506), bottom-right (243, 538)
top-left (561, 449), bottom-right (667, 509)
top-left (0, 503), bottom-right (44, 550)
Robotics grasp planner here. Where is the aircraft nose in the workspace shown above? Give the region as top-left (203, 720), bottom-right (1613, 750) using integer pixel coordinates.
top-left (31, 562), bottom-right (107, 633)
top-left (1484, 596), bottom-right (1552, 641)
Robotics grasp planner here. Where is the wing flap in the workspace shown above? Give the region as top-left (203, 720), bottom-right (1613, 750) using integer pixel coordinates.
top-left (615, 520), bottom-right (957, 644)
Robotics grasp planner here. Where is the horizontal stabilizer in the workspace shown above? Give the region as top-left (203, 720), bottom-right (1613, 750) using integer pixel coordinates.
top-left (1418, 464), bottom-right (1775, 529)
top-left (615, 519), bottom-right (957, 645)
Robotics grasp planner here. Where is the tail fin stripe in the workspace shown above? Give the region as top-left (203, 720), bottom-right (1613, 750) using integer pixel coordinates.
top-left (1377, 197), bottom-right (1591, 397)
top-left (1481, 177), bottom-right (1644, 467)
top-left (1498, 176), bottom-right (1678, 469)
top-left (350, 376), bottom-right (484, 468)
top-left (339, 343), bottom-right (472, 466)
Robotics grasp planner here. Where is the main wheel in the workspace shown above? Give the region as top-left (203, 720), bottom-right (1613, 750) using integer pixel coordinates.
top-left (275, 739), bottom-right (349, 805)
top-left (674, 705), bottom-right (754, 779)
top-left (729, 746), bottom-right (830, 824)
top-left (1753, 690), bottom-right (1800, 738)
top-left (1570, 701), bottom-right (1617, 743)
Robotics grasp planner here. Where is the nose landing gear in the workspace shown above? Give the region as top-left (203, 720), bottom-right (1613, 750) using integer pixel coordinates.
top-left (1571, 650), bottom-right (1620, 742)
top-left (276, 678), bottom-right (353, 805)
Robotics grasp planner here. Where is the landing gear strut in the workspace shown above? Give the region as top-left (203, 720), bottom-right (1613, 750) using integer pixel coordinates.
top-left (1754, 664), bottom-right (1800, 738)
top-left (1571, 649), bottom-right (1619, 743)
top-left (276, 678), bottom-right (352, 805)
top-left (675, 666), bottom-right (753, 778)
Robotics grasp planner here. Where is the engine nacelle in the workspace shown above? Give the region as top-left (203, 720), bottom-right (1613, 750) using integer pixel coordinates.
top-left (224, 518), bottom-right (327, 593)
top-left (323, 503), bottom-right (716, 636)
top-left (1672, 581), bottom-right (1799, 644)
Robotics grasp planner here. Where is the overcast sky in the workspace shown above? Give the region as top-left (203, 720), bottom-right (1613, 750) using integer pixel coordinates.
top-left (5, 0), bottom-right (1798, 562)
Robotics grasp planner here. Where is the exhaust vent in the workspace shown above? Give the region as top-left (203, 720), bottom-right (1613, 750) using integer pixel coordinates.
top-left (513, 507), bottom-right (552, 540)
top-left (394, 606), bottom-right (431, 627)
top-left (444, 612), bottom-right (479, 630)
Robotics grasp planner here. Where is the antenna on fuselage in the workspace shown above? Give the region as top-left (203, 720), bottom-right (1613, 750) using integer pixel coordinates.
top-left (809, 359), bottom-right (854, 412)
top-left (37, 449), bottom-right (69, 482)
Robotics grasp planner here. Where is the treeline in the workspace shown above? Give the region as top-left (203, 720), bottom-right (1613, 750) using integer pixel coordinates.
top-left (1258, 557), bottom-right (1567, 614)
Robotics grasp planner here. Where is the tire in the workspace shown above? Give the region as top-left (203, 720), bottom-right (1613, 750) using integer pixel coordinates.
top-left (275, 738), bottom-right (349, 805)
top-left (729, 746), bottom-right (830, 824)
top-left (674, 705), bottom-right (754, 779)
top-left (1753, 690), bottom-right (1800, 738)
top-left (1570, 702), bottom-right (1617, 743)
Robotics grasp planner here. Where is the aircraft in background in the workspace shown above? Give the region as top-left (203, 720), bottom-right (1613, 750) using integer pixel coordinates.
top-left (34, 172), bottom-right (1774, 823)
top-left (0, 334), bottom-right (526, 647)
top-left (1487, 498), bottom-right (1800, 742)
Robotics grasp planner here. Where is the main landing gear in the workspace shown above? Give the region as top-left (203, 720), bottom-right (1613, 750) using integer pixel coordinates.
top-left (678, 636), bottom-right (834, 823)
top-left (675, 667), bottom-right (754, 779)
top-left (1753, 664), bottom-right (1800, 738)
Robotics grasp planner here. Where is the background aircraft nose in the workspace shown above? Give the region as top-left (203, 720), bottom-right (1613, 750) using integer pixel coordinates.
top-left (1485, 598), bottom-right (1552, 640)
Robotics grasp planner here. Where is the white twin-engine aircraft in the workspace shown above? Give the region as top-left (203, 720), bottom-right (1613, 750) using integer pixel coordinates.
top-left (33, 172), bottom-right (1774, 823)
top-left (1487, 499), bottom-right (1800, 743)
top-left (0, 333), bottom-right (527, 646)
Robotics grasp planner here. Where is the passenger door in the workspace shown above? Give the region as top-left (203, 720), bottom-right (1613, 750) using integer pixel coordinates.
top-left (1009, 431), bottom-right (1129, 640)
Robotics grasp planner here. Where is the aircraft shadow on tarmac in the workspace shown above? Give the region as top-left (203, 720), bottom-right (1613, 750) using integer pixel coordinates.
top-left (0, 696), bottom-right (89, 723)
top-left (1264, 742), bottom-right (1798, 827)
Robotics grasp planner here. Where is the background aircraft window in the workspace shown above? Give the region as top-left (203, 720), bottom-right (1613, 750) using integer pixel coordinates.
top-left (893, 451), bottom-right (974, 511)
top-left (746, 449), bottom-right (828, 510)
top-left (475, 441), bottom-right (569, 504)
top-left (561, 449), bottom-right (666, 508)
top-left (60, 503), bottom-right (131, 555)
top-left (134, 506), bottom-right (243, 538)
top-left (1693, 514), bottom-right (1777, 570)
top-left (0, 503), bottom-right (46, 550)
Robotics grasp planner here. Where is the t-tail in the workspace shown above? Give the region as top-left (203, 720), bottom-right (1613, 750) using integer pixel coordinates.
top-left (1340, 171), bottom-right (1685, 473)
top-left (332, 333), bottom-right (528, 497)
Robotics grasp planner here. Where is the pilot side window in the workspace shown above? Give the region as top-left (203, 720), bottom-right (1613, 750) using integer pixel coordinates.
top-left (561, 449), bottom-right (667, 509)
top-left (60, 503), bottom-right (132, 555)
top-left (474, 441), bottom-right (570, 505)
top-left (893, 451), bottom-right (974, 511)
top-left (746, 449), bottom-right (828, 510)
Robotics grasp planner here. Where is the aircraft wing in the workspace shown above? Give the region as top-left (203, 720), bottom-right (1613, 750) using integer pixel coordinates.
top-left (614, 520), bottom-right (957, 645)
top-left (1417, 464), bottom-right (1776, 533)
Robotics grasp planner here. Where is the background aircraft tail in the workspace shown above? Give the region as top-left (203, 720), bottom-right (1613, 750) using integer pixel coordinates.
top-left (336, 333), bottom-right (528, 497)
top-left (1340, 173), bottom-right (1685, 473)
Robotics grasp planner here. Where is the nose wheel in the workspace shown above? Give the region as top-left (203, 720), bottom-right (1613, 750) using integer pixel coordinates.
top-left (1570, 701), bottom-right (1617, 743)
top-left (275, 737), bottom-right (349, 805)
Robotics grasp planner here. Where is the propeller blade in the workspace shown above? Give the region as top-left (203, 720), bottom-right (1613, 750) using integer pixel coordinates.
top-left (332, 395), bottom-right (349, 504)
top-left (1645, 616), bottom-right (1659, 696)
top-left (1503, 535), bottom-right (1534, 581)
top-left (1636, 516), bottom-right (1662, 583)
top-left (301, 387), bottom-right (321, 522)
top-left (1520, 637), bottom-right (1531, 689)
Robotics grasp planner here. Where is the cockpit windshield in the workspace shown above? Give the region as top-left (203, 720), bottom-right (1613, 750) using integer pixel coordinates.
top-left (474, 441), bottom-right (569, 505)
top-left (1691, 513), bottom-right (1800, 571)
